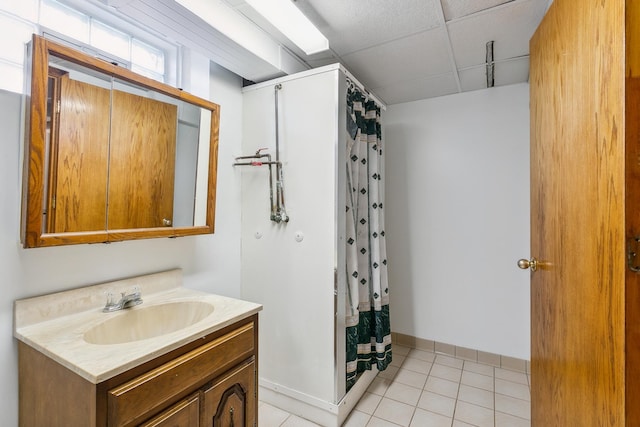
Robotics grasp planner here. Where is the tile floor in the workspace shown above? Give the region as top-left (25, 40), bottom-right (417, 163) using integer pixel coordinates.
top-left (259, 344), bottom-right (531, 427)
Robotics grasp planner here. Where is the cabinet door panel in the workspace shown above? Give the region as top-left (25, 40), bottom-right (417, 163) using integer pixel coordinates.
top-left (202, 359), bottom-right (256, 427)
top-left (139, 393), bottom-right (200, 427)
top-left (108, 89), bottom-right (177, 230)
top-left (108, 323), bottom-right (254, 427)
top-left (51, 75), bottom-right (110, 233)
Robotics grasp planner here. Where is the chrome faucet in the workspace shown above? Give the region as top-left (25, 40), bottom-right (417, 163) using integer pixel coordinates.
top-left (103, 288), bottom-right (143, 312)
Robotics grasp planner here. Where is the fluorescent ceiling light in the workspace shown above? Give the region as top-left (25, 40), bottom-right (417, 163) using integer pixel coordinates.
top-left (245, 0), bottom-right (329, 55)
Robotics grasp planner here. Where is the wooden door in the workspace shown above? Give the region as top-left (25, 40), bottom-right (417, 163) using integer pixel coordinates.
top-left (49, 74), bottom-right (110, 232)
top-left (108, 89), bottom-right (177, 230)
top-left (201, 360), bottom-right (256, 427)
top-left (626, 3), bottom-right (640, 424)
top-left (529, 1), bottom-right (626, 425)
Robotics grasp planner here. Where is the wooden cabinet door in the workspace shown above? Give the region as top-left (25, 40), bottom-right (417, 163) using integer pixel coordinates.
top-left (49, 74), bottom-right (110, 232)
top-left (201, 360), bottom-right (256, 427)
top-left (139, 394), bottom-right (200, 427)
top-left (108, 89), bottom-right (177, 230)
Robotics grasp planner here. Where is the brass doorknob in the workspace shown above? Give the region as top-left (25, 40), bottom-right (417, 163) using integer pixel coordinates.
top-left (518, 258), bottom-right (538, 272)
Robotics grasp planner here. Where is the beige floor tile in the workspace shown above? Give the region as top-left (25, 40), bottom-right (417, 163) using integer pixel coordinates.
top-left (430, 363), bottom-right (463, 382)
top-left (394, 345), bottom-right (411, 356)
top-left (385, 382), bottom-right (422, 406)
top-left (401, 357), bottom-right (432, 375)
top-left (368, 377), bottom-right (393, 396)
top-left (409, 408), bottom-right (452, 427)
top-left (378, 365), bottom-right (400, 380)
top-left (495, 393), bottom-right (530, 420)
top-left (394, 368), bottom-right (428, 389)
top-left (461, 370), bottom-right (494, 391)
top-left (457, 384), bottom-right (494, 409)
top-left (258, 402), bottom-right (290, 426)
top-left (454, 401), bottom-right (494, 427)
top-left (373, 397), bottom-right (416, 427)
top-left (281, 414), bottom-right (322, 426)
top-left (495, 411), bottom-right (531, 427)
top-left (356, 392), bottom-right (383, 415)
top-left (435, 354), bottom-right (464, 369)
top-left (424, 376), bottom-right (460, 398)
top-left (416, 390), bottom-right (456, 417)
top-left (260, 345), bottom-right (534, 427)
top-left (495, 378), bottom-right (530, 401)
top-left (366, 416), bottom-right (403, 427)
top-left (495, 367), bottom-right (529, 385)
top-left (406, 348), bottom-right (436, 362)
top-left (463, 360), bottom-right (495, 377)
top-left (390, 354), bottom-right (406, 368)
top-left (343, 410), bottom-right (372, 427)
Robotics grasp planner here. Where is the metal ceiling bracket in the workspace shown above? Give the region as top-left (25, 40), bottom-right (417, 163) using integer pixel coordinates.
top-left (486, 40), bottom-right (495, 88)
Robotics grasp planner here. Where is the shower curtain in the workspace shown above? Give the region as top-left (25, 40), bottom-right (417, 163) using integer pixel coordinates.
top-left (345, 85), bottom-right (392, 392)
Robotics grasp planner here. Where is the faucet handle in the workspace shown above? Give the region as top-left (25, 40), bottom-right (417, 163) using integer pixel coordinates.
top-left (105, 291), bottom-right (115, 305)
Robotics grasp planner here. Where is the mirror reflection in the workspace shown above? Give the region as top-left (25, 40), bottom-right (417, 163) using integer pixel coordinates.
top-left (23, 35), bottom-right (219, 248)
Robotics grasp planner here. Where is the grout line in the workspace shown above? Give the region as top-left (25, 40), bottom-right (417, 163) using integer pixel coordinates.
top-left (494, 364), bottom-right (497, 427)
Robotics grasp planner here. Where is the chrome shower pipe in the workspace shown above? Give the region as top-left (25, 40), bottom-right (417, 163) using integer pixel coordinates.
top-left (274, 84), bottom-right (289, 223)
top-left (233, 150), bottom-right (277, 220)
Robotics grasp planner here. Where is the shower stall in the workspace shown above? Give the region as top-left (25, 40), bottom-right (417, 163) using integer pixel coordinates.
top-left (239, 64), bottom-right (386, 426)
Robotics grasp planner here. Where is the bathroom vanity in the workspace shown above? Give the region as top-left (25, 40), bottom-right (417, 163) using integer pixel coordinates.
top-left (14, 270), bottom-right (261, 427)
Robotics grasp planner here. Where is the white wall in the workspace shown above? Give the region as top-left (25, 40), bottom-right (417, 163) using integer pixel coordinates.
top-left (240, 69), bottom-right (342, 404)
top-left (384, 83), bottom-right (531, 359)
top-left (0, 60), bottom-right (243, 426)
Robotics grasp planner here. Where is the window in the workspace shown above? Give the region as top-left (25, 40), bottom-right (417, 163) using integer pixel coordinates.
top-left (40, 0), bottom-right (89, 44)
top-left (0, 12), bottom-right (37, 93)
top-left (0, 0), bottom-right (170, 93)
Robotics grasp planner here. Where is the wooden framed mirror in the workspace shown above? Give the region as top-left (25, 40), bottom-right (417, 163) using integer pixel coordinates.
top-left (22, 34), bottom-right (220, 248)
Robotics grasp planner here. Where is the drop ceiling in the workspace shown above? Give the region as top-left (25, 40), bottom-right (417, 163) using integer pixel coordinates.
top-left (97, 0), bottom-right (551, 105)
top-left (282, 0), bottom-right (550, 104)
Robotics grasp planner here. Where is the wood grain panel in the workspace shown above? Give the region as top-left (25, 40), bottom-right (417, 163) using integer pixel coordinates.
top-left (201, 360), bottom-right (256, 427)
top-left (530, 0), bottom-right (626, 425)
top-left (18, 342), bottom-right (97, 427)
top-left (50, 75), bottom-right (110, 232)
top-left (108, 89), bottom-right (177, 230)
top-left (139, 393), bottom-right (200, 427)
top-left (626, 3), bottom-right (640, 425)
top-left (108, 322), bottom-right (254, 427)
top-left (23, 35), bottom-right (51, 247)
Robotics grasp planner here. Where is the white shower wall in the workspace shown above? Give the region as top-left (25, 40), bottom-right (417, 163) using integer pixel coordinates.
top-left (384, 83), bottom-right (531, 360)
top-left (240, 65), bottom-right (349, 421)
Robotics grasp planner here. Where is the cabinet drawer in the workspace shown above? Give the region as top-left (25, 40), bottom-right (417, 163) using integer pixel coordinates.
top-left (139, 393), bottom-right (200, 427)
top-left (108, 322), bottom-right (254, 427)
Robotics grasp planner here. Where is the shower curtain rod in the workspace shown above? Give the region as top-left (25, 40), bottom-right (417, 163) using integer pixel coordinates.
top-left (341, 65), bottom-right (386, 111)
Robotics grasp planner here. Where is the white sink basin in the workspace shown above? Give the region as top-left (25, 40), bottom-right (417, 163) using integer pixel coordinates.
top-left (83, 301), bottom-right (214, 345)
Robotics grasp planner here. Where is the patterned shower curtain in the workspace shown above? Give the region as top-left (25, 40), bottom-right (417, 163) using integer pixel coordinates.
top-left (345, 85), bottom-right (392, 392)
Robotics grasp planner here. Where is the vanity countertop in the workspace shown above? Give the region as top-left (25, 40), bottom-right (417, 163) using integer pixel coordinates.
top-left (14, 269), bottom-right (262, 384)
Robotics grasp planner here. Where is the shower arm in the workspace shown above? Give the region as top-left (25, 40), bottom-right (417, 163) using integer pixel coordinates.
top-left (233, 149), bottom-right (277, 220)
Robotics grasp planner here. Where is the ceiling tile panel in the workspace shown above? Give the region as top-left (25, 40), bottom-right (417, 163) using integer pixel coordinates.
top-left (447, 0), bottom-right (547, 68)
top-left (340, 27), bottom-right (452, 90)
top-left (458, 56), bottom-right (530, 93)
top-left (295, 0), bottom-right (443, 55)
top-left (458, 66), bottom-right (487, 92)
top-left (494, 56), bottom-right (530, 85)
top-left (441, 0), bottom-right (513, 21)
top-left (373, 73), bottom-right (459, 105)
